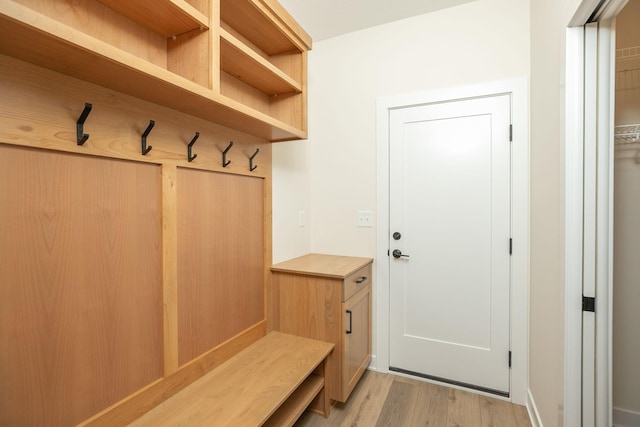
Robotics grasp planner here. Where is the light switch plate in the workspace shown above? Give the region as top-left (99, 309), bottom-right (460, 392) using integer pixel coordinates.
top-left (357, 210), bottom-right (373, 227)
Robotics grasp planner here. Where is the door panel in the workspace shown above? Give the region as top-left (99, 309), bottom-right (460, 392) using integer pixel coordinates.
top-left (389, 94), bottom-right (511, 394)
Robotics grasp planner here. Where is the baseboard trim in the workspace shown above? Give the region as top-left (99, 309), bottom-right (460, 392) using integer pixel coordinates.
top-left (613, 407), bottom-right (640, 427)
top-left (527, 388), bottom-right (543, 427)
top-left (368, 354), bottom-right (377, 370)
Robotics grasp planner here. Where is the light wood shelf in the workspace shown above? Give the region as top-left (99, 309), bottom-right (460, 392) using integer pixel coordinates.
top-left (96, 0), bottom-right (209, 37)
top-left (220, 0), bottom-right (312, 55)
top-left (128, 332), bottom-right (332, 426)
top-left (220, 28), bottom-right (301, 95)
top-left (263, 375), bottom-right (325, 427)
top-left (0, 0), bottom-right (311, 142)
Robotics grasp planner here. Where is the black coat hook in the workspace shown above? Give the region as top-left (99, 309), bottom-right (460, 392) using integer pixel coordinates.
top-left (188, 132), bottom-right (199, 162)
top-left (76, 103), bottom-right (92, 146)
top-left (141, 120), bottom-right (154, 155)
top-left (249, 148), bottom-right (259, 171)
top-left (222, 141), bottom-right (233, 167)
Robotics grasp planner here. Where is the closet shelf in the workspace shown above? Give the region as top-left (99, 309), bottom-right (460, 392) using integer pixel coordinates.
top-left (615, 124), bottom-right (640, 145)
top-left (616, 46), bottom-right (640, 73)
top-left (97, 0), bottom-right (209, 38)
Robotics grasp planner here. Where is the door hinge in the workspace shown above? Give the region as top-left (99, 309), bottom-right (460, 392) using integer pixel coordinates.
top-left (509, 124), bottom-right (513, 142)
top-left (509, 238), bottom-right (512, 255)
top-left (582, 296), bottom-right (596, 312)
top-left (508, 351), bottom-right (512, 368)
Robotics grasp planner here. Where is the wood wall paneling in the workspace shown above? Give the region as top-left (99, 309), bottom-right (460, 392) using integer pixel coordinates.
top-left (177, 168), bottom-right (265, 365)
top-left (0, 45), bottom-right (274, 425)
top-left (162, 164), bottom-right (179, 375)
top-left (0, 145), bottom-right (163, 426)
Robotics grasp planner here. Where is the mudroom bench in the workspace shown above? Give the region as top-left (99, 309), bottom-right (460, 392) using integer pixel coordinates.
top-left (128, 332), bottom-right (334, 427)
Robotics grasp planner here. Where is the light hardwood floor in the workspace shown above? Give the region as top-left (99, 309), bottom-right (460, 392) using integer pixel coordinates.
top-left (295, 370), bottom-right (532, 427)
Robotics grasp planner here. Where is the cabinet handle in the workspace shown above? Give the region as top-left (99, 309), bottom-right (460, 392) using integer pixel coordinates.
top-left (346, 310), bottom-right (352, 334)
top-left (355, 276), bottom-right (367, 284)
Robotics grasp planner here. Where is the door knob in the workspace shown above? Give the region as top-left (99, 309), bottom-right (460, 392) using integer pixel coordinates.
top-left (392, 249), bottom-right (410, 259)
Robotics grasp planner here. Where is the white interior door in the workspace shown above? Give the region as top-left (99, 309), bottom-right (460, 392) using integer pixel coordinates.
top-left (389, 94), bottom-right (512, 395)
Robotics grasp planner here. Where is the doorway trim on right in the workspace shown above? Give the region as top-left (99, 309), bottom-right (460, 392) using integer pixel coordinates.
top-left (564, 1), bottom-right (628, 425)
top-left (374, 77), bottom-right (529, 406)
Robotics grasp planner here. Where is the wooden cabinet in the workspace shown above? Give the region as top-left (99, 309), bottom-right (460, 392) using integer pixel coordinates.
top-left (0, 0), bottom-right (310, 141)
top-left (271, 254), bottom-right (373, 402)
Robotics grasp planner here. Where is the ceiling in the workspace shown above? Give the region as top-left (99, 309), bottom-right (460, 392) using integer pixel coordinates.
top-left (278, 0), bottom-right (477, 42)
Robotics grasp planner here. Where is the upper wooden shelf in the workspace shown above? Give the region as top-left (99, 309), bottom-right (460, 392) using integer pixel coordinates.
top-left (0, 0), bottom-right (307, 142)
top-left (96, 0), bottom-right (209, 38)
top-left (220, 28), bottom-right (302, 95)
top-left (220, 0), bottom-right (312, 55)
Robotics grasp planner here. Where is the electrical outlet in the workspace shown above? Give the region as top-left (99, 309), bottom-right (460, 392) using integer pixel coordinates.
top-left (357, 210), bottom-right (373, 227)
top-left (298, 210), bottom-right (305, 227)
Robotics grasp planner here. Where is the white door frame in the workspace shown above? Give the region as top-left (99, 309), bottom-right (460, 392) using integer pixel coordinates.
top-left (565, 1), bottom-right (626, 425)
top-left (375, 78), bottom-right (529, 404)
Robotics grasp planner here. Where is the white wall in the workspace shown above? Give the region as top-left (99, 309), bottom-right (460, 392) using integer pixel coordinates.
top-left (272, 0), bottom-right (530, 390)
top-left (305, 0), bottom-right (530, 257)
top-left (529, 0), bottom-right (587, 426)
top-left (272, 141), bottom-right (311, 263)
top-left (274, 0), bottom-right (530, 259)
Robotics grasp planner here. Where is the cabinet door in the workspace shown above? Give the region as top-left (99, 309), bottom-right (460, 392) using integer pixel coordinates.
top-left (341, 285), bottom-right (371, 401)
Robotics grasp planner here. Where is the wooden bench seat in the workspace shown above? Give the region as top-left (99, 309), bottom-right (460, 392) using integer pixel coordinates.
top-left (129, 332), bottom-right (334, 427)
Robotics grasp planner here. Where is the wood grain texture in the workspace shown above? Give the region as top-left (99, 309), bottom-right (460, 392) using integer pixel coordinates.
top-left (0, 54), bottom-right (272, 175)
top-left (177, 169), bottom-right (265, 365)
top-left (513, 402), bottom-right (533, 427)
top-left (273, 255), bottom-right (373, 403)
top-left (343, 263), bottom-right (372, 301)
top-left (0, 3), bottom-right (307, 141)
top-left (12, 0), bottom-right (168, 67)
top-left (80, 321), bottom-right (266, 427)
top-left (480, 395), bottom-right (520, 426)
top-left (0, 145), bottom-right (163, 426)
top-left (296, 371), bottom-right (534, 427)
top-left (448, 388), bottom-right (481, 427)
top-left (342, 286), bottom-right (372, 399)
top-left (220, 28), bottom-right (302, 95)
top-left (271, 253), bottom-right (374, 279)
top-left (295, 370), bottom-right (393, 427)
top-left (167, 28), bottom-right (211, 88)
top-left (220, 0), bottom-right (311, 55)
top-left (130, 332), bottom-right (333, 426)
top-left (162, 165), bottom-right (179, 375)
top-left (375, 380), bottom-right (419, 427)
top-left (96, 0), bottom-right (209, 37)
top-left (410, 379), bottom-right (449, 426)
top-left (274, 273), bottom-right (343, 401)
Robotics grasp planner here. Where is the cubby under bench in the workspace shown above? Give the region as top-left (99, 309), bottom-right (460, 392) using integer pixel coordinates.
top-left (129, 332), bottom-right (334, 427)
